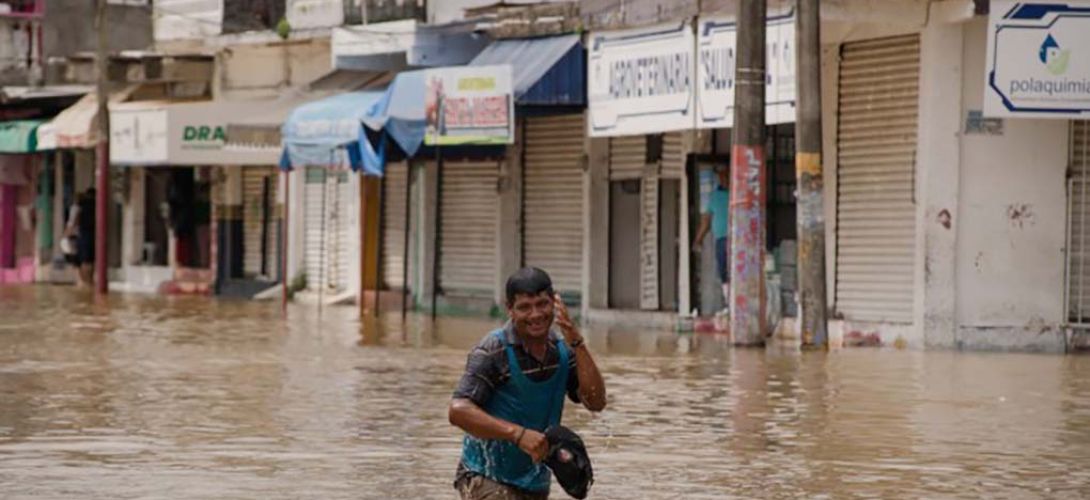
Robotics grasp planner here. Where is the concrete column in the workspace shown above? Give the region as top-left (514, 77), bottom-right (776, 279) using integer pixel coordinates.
top-left (914, 17), bottom-right (964, 349)
top-left (419, 160), bottom-right (439, 311)
top-left (52, 154), bottom-right (64, 263)
top-left (285, 167), bottom-right (305, 286)
top-left (75, 151), bottom-right (93, 192)
top-left (123, 167), bottom-right (145, 267)
top-left (820, 44), bottom-right (839, 327)
top-left (678, 129), bottom-right (711, 316)
top-left (497, 120), bottom-right (524, 305)
top-left (348, 172), bottom-right (362, 302)
top-left (360, 175), bottom-right (381, 312)
top-left (219, 167), bottom-right (243, 280)
top-left (585, 136), bottom-right (610, 316)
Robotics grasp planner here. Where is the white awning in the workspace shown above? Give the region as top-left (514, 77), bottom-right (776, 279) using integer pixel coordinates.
top-left (46, 85), bottom-right (139, 149)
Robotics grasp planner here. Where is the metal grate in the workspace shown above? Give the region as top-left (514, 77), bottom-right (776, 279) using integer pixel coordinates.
top-left (1067, 121), bottom-right (1090, 325)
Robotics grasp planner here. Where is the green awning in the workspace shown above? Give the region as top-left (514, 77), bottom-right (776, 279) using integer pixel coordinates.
top-left (0, 120), bottom-right (44, 153)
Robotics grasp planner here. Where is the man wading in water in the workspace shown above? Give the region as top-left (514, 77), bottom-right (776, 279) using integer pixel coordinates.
top-left (449, 267), bottom-right (607, 499)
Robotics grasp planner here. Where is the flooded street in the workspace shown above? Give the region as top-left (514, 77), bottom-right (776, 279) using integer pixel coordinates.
top-left (1, 287), bottom-right (1089, 499)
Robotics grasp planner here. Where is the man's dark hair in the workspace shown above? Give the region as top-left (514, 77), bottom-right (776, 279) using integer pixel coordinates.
top-left (505, 267), bottom-right (554, 305)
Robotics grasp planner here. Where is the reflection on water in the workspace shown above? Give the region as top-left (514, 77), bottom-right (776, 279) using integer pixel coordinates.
top-left (1, 286), bottom-right (1089, 499)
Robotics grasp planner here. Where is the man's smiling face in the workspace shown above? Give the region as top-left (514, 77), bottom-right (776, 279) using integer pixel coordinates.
top-left (508, 291), bottom-right (555, 341)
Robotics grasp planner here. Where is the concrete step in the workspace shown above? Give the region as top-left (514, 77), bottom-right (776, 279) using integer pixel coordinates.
top-left (1070, 330), bottom-right (1090, 352)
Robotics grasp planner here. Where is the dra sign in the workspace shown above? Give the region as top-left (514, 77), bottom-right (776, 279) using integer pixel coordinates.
top-left (985, 0), bottom-right (1090, 118)
top-left (182, 125), bottom-right (227, 150)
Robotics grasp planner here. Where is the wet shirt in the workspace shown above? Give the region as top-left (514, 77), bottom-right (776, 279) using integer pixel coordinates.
top-left (452, 323), bottom-right (581, 489)
top-left (453, 322), bottom-right (581, 410)
top-left (708, 187), bottom-right (730, 240)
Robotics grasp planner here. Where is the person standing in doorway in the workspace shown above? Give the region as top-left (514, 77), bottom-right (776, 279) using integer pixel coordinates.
top-left (693, 164), bottom-right (731, 309)
top-left (449, 267), bottom-right (607, 500)
top-left (63, 188), bottom-right (96, 288)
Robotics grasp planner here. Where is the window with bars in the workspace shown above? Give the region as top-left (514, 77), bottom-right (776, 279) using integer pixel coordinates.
top-left (1067, 120), bottom-right (1090, 324)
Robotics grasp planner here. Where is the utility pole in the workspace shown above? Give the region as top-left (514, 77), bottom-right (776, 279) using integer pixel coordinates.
top-left (729, 0), bottom-right (768, 345)
top-left (94, 0), bottom-right (110, 296)
top-left (795, 0), bottom-right (827, 347)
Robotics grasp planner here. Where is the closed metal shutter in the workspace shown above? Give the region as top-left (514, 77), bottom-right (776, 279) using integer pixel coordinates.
top-left (330, 172), bottom-right (352, 292)
top-left (1068, 121), bottom-right (1090, 324)
top-left (640, 176), bottom-right (660, 310)
top-left (242, 166), bottom-right (277, 279)
top-left (439, 159), bottom-right (499, 295)
top-left (303, 167), bottom-right (326, 291)
top-left (382, 161), bottom-right (408, 289)
top-left (835, 34), bottom-right (920, 323)
top-left (662, 132), bottom-right (685, 179)
top-left (303, 168), bottom-right (351, 292)
top-left (524, 114), bottom-right (585, 293)
top-left (610, 135), bottom-right (646, 180)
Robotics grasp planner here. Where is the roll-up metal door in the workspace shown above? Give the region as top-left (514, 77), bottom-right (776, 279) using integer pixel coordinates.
top-left (331, 172), bottom-right (352, 292)
top-left (303, 168), bottom-right (350, 292)
top-left (524, 114), bottom-right (585, 293)
top-left (242, 166), bottom-right (277, 279)
top-left (610, 135), bottom-right (646, 180)
top-left (640, 176), bottom-right (660, 310)
top-left (835, 34), bottom-right (920, 323)
top-left (1067, 121), bottom-right (1090, 325)
top-left (382, 161), bottom-right (408, 289)
top-left (303, 167), bottom-right (325, 291)
top-left (439, 159), bottom-right (499, 296)
top-left (662, 132), bottom-right (685, 179)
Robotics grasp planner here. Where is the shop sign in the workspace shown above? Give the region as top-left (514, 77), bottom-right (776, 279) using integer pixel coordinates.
top-left (110, 107), bottom-right (169, 165)
top-left (587, 21), bottom-right (696, 137)
top-left (697, 8), bottom-right (797, 128)
top-left (985, 0), bottom-right (1090, 118)
top-left (424, 64), bottom-right (514, 145)
top-left (111, 101), bottom-right (281, 166)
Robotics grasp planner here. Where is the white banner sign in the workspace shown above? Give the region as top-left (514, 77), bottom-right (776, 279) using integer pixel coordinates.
top-left (424, 64), bottom-right (514, 145)
top-left (985, 0), bottom-right (1090, 118)
top-left (112, 101), bottom-right (281, 166)
top-left (111, 106), bottom-right (169, 165)
top-left (587, 22), bottom-right (696, 137)
top-left (697, 9), bottom-right (797, 128)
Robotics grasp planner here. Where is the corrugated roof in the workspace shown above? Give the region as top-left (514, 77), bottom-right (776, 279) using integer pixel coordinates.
top-left (469, 34), bottom-right (584, 105)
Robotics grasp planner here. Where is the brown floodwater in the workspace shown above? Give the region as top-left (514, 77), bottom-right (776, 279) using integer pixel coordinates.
top-left (1, 286), bottom-right (1089, 499)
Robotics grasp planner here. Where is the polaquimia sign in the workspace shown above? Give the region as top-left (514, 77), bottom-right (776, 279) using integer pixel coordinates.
top-left (985, 0), bottom-right (1090, 118)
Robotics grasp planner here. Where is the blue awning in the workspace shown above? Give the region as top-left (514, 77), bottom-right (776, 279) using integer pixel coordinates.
top-left (280, 91), bottom-right (385, 175)
top-left (469, 34), bottom-right (584, 106)
top-left (362, 70), bottom-right (426, 157)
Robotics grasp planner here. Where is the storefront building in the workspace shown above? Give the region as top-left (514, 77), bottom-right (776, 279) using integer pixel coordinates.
top-left (109, 99), bottom-right (282, 294)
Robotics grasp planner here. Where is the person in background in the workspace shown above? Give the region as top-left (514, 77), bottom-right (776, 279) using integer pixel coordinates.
top-left (63, 188), bottom-right (96, 288)
top-left (693, 164), bottom-right (731, 310)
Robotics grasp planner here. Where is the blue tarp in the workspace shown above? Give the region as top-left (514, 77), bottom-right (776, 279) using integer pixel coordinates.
top-left (362, 70), bottom-right (426, 158)
top-left (469, 34), bottom-right (584, 106)
top-left (280, 91), bottom-right (386, 176)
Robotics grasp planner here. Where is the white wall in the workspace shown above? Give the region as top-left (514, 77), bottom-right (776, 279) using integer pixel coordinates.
top-left (155, 0), bottom-right (223, 41)
top-left (955, 18), bottom-right (1067, 329)
top-left (287, 0), bottom-right (344, 30)
top-left (216, 39), bottom-right (332, 100)
top-left (915, 14), bottom-right (964, 349)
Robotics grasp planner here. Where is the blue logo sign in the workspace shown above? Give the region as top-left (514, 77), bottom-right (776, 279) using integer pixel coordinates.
top-left (1039, 34), bottom-right (1070, 76)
